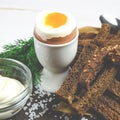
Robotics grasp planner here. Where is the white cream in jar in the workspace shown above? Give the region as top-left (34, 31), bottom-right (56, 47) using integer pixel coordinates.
top-left (0, 75), bottom-right (25, 103)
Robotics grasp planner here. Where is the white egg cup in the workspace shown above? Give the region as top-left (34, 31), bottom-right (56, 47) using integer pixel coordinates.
top-left (34, 33), bottom-right (78, 93)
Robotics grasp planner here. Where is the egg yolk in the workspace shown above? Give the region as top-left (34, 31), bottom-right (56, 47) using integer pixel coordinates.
top-left (45, 12), bottom-right (67, 28)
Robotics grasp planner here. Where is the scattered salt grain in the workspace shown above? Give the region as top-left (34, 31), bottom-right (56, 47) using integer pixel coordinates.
top-left (23, 106), bottom-right (28, 111)
top-left (25, 112), bottom-right (29, 115)
top-left (81, 117), bottom-right (88, 120)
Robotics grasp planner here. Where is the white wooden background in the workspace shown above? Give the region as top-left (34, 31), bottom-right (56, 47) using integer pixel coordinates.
top-left (0, 0), bottom-right (120, 52)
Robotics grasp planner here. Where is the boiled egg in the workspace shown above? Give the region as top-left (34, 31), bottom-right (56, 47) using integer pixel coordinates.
top-left (34, 10), bottom-right (77, 42)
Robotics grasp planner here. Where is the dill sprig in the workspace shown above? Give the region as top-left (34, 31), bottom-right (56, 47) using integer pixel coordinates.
top-left (0, 37), bottom-right (42, 84)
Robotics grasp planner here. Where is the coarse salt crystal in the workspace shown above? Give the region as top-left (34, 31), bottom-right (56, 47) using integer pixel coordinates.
top-left (81, 117), bottom-right (88, 120)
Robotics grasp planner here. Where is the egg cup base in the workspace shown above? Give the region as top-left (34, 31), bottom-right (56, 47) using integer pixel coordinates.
top-left (39, 68), bottom-right (69, 93)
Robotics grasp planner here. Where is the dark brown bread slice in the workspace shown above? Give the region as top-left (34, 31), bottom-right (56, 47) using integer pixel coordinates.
top-left (94, 24), bottom-right (111, 41)
top-left (78, 47), bottom-right (108, 88)
top-left (80, 40), bottom-right (120, 52)
top-left (56, 43), bottom-right (98, 103)
top-left (87, 41), bottom-right (120, 71)
top-left (91, 93), bottom-right (120, 120)
top-left (108, 80), bottom-right (120, 98)
top-left (93, 98), bottom-right (120, 120)
top-left (94, 40), bottom-right (120, 48)
top-left (115, 30), bottom-right (120, 39)
top-left (76, 76), bottom-right (120, 117)
top-left (71, 67), bottom-right (116, 116)
top-left (94, 23), bottom-right (120, 41)
top-left (99, 96), bottom-right (120, 115)
top-left (107, 29), bottom-right (120, 40)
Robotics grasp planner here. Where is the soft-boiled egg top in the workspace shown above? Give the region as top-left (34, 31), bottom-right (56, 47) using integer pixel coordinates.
top-left (34, 10), bottom-right (77, 44)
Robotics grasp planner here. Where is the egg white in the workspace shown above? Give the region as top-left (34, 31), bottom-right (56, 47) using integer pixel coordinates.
top-left (34, 10), bottom-right (77, 41)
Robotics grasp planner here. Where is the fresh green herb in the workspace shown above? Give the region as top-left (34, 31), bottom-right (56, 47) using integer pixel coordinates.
top-left (0, 37), bottom-right (42, 84)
